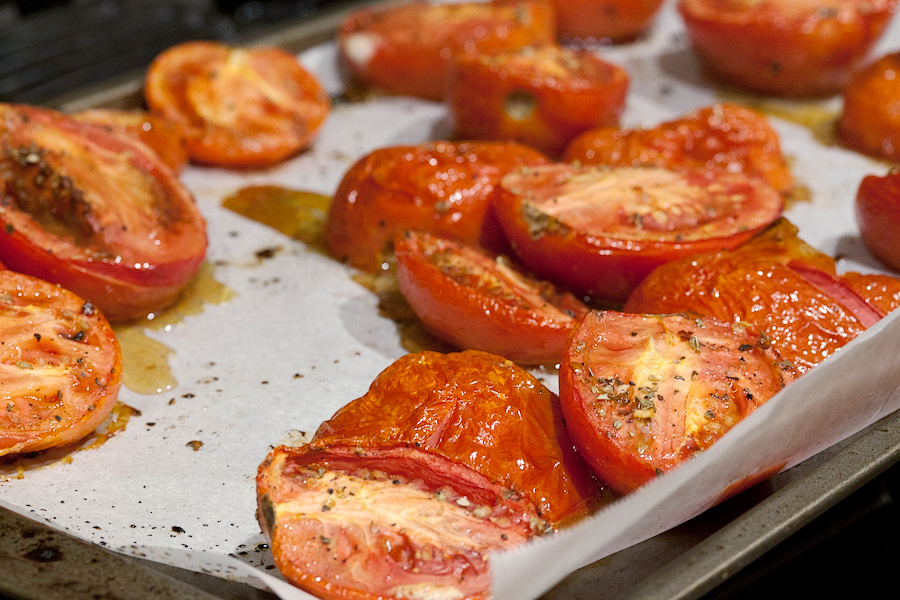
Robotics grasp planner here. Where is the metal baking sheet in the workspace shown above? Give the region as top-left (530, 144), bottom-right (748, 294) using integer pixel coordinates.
top-left (3, 1), bottom-right (900, 598)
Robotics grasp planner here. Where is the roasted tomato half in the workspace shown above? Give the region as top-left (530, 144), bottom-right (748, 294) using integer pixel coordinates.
top-left (678, 0), bottom-right (899, 96)
top-left (625, 220), bottom-right (885, 374)
top-left (338, 0), bottom-right (555, 101)
top-left (0, 270), bottom-right (122, 457)
top-left (145, 41), bottom-right (330, 168)
top-left (491, 164), bottom-right (784, 301)
top-left (0, 103), bottom-right (208, 322)
top-left (72, 108), bottom-right (188, 174)
top-left (839, 52), bottom-right (900, 161)
top-left (552, 0), bottom-right (665, 42)
top-left (448, 45), bottom-right (629, 157)
top-left (563, 103), bottom-right (794, 196)
top-left (560, 310), bottom-right (793, 493)
top-left (257, 350), bottom-right (601, 600)
top-left (856, 170), bottom-right (900, 272)
top-left (325, 141), bottom-right (549, 272)
top-left (395, 231), bottom-right (589, 364)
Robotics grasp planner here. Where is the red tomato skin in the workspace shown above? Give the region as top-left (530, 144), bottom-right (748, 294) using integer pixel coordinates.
top-left (324, 141), bottom-right (549, 272)
top-left (337, 0), bottom-right (556, 101)
top-left (624, 221), bottom-right (875, 374)
top-left (563, 103), bottom-right (794, 196)
top-left (448, 45), bottom-right (629, 157)
top-left (258, 350), bottom-right (602, 599)
top-left (0, 103), bottom-right (208, 322)
top-left (552, 0), bottom-right (665, 41)
top-left (312, 350), bottom-right (602, 524)
top-left (839, 52), bottom-right (900, 161)
top-left (491, 164), bottom-right (784, 302)
top-left (394, 231), bottom-right (588, 364)
top-left (145, 41), bottom-right (330, 168)
top-left (678, 0), bottom-right (899, 96)
top-left (560, 311), bottom-right (792, 493)
top-left (856, 171), bottom-right (900, 272)
top-left (0, 270), bottom-right (122, 456)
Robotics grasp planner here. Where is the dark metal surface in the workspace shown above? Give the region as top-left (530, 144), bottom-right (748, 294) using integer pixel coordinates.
top-left (0, 1), bottom-right (231, 104)
top-left (0, 506), bottom-right (274, 600)
top-left (1, 2), bottom-right (900, 599)
top-left (624, 409), bottom-right (900, 600)
top-left (538, 410), bottom-right (900, 600)
top-left (0, 0), bottom-right (350, 105)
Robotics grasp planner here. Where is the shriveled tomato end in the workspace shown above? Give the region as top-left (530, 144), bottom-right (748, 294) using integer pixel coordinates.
top-left (624, 219), bottom-right (890, 374)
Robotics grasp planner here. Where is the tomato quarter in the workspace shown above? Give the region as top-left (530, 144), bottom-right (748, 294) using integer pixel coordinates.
top-left (325, 141), bottom-right (549, 272)
top-left (563, 103), bottom-right (794, 196)
top-left (145, 41), bottom-right (330, 168)
top-left (491, 164), bottom-right (784, 301)
top-left (448, 45), bottom-right (629, 157)
top-left (0, 270), bottom-right (122, 457)
top-left (0, 103), bottom-right (208, 322)
top-left (337, 0), bottom-right (555, 100)
top-left (394, 231), bottom-right (589, 364)
top-left (258, 350), bottom-right (600, 600)
top-left (560, 310), bottom-right (793, 493)
top-left (678, 0), bottom-right (898, 96)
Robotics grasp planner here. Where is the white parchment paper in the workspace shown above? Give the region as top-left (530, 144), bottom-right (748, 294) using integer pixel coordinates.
top-left (2, 2), bottom-right (900, 599)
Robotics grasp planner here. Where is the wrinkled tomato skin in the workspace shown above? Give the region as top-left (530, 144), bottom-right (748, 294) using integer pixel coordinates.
top-left (563, 103), bottom-right (794, 195)
top-left (552, 0), bottom-right (665, 42)
top-left (258, 350), bottom-right (602, 600)
top-left (0, 103), bottom-right (208, 322)
top-left (839, 53), bottom-right (900, 161)
top-left (560, 311), bottom-right (792, 493)
top-left (325, 141), bottom-right (549, 272)
top-left (0, 270), bottom-right (122, 456)
top-left (448, 46), bottom-right (629, 157)
top-left (491, 164), bottom-right (784, 302)
top-left (145, 41), bottom-right (330, 168)
top-left (313, 350), bottom-right (601, 523)
top-left (394, 231), bottom-right (589, 365)
top-left (624, 221), bottom-right (878, 374)
top-left (855, 171), bottom-right (900, 272)
top-left (72, 109), bottom-right (189, 174)
top-left (678, 0), bottom-right (899, 96)
top-left (337, 0), bottom-right (555, 100)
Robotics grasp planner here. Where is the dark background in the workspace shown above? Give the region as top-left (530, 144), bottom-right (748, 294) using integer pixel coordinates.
top-left (0, 0), bottom-right (346, 104)
top-left (1, 1), bottom-right (899, 598)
